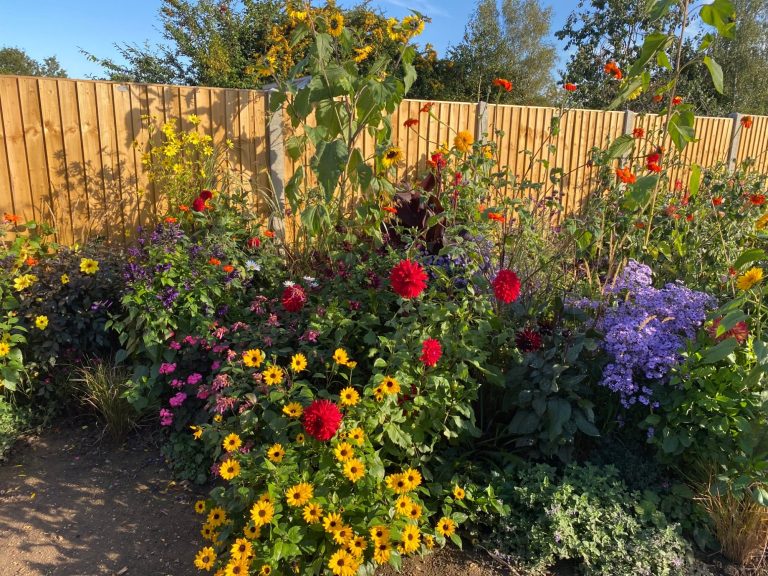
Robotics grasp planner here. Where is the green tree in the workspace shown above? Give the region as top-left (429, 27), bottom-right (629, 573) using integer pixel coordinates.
top-left (0, 47), bottom-right (67, 78)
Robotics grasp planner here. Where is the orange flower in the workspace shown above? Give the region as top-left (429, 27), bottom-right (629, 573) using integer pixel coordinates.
top-left (632, 128), bottom-right (644, 139)
top-left (383, 206), bottom-right (398, 214)
top-left (165, 216), bottom-right (178, 224)
top-left (672, 96), bottom-right (683, 106)
top-left (179, 204), bottom-right (190, 212)
top-left (712, 196), bottom-right (723, 206)
top-left (652, 94), bottom-right (663, 103)
top-left (3, 213), bottom-right (20, 224)
top-left (264, 230), bottom-right (275, 238)
top-left (25, 257), bottom-right (38, 267)
top-left (665, 205), bottom-right (678, 217)
top-left (634, 221), bottom-right (646, 229)
top-left (741, 116), bottom-right (753, 129)
top-left (615, 167), bottom-right (636, 184)
top-left (603, 61), bottom-right (622, 80)
top-left (403, 118), bottom-right (419, 128)
top-left (563, 83), bottom-right (577, 92)
top-left (487, 212), bottom-right (505, 223)
top-left (420, 102), bottom-right (434, 113)
top-left (209, 257), bottom-right (222, 266)
top-left (222, 265), bottom-right (234, 273)
top-left (686, 213), bottom-right (694, 222)
top-left (492, 78), bottom-right (512, 91)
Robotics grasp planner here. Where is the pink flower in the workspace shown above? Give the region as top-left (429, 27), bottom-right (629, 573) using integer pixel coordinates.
top-left (159, 408), bottom-right (174, 426)
top-left (159, 362), bottom-right (177, 375)
top-left (211, 361), bottom-right (221, 371)
top-left (187, 373), bottom-right (203, 386)
top-left (170, 378), bottom-right (184, 389)
top-left (168, 341), bottom-right (181, 350)
top-left (419, 339), bottom-right (442, 367)
top-left (197, 387), bottom-right (211, 400)
top-left (169, 392), bottom-right (187, 407)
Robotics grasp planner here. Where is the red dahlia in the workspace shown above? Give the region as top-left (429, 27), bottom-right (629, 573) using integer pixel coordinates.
top-left (192, 197), bottom-right (206, 212)
top-left (390, 259), bottom-right (428, 299)
top-left (281, 284), bottom-right (306, 313)
top-left (419, 338), bottom-right (442, 367)
top-left (247, 237), bottom-right (261, 249)
top-left (302, 399), bottom-right (342, 441)
top-left (492, 269), bottom-right (521, 304)
top-left (707, 318), bottom-right (749, 344)
top-left (199, 189), bottom-right (213, 201)
top-left (749, 194), bottom-right (766, 206)
top-left (515, 328), bottom-right (543, 353)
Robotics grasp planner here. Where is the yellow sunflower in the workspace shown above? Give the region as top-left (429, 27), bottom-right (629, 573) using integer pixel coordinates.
top-left (339, 387), bottom-right (360, 406)
top-left (0, 342), bottom-right (10, 357)
top-left (343, 458), bottom-right (365, 483)
top-left (332, 348), bottom-right (349, 365)
top-left (250, 500), bottom-right (275, 527)
top-left (402, 468), bottom-right (422, 489)
top-left (353, 45), bottom-right (373, 63)
top-left (200, 523), bottom-right (216, 540)
top-left (323, 512), bottom-right (343, 533)
top-left (242, 348), bottom-right (265, 368)
top-left (194, 547), bottom-right (216, 570)
top-left (207, 507), bottom-right (227, 527)
top-left (302, 502), bottom-right (323, 524)
top-left (194, 500), bottom-right (206, 514)
top-left (334, 441), bottom-right (355, 462)
top-left (373, 540), bottom-right (391, 564)
top-left (436, 516), bottom-right (457, 537)
top-left (259, 566), bottom-right (272, 576)
top-left (266, 443), bottom-right (285, 463)
top-left (401, 15), bottom-right (425, 37)
top-left (222, 433), bottom-right (242, 452)
top-left (380, 376), bottom-right (400, 395)
top-left (381, 146), bottom-right (403, 169)
top-left (224, 560), bottom-right (249, 576)
top-left (290, 353), bottom-right (307, 373)
top-left (400, 523), bottom-right (421, 553)
top-left (385, 473), bottom-right (409, 494)
top-left (262, 364), bottom-right (284, 386)
top-left (243, 524), bottom-right (261, 539)
top-left (346, 427), bottom-right (364, 446)
top-left (60, 273), bottom-right (69, 284)
top-left (349, 535), bottom-right (367, 557)
top-left (285, 482), bottom-right (314, 507)
top-left (34, 315), bottom-right (49, 330)
top-left (79, 257), bottom-right (99, 275)
top-left (328, 12), bottom-right (344, 37)
top-left (737, 267), bottom-right (764, 290)
top-left (333, 524), bottom-right (353, 545)
top-left (453, 485), bottom-right (466, 500)
top-left (230, 538), bottom-right (253, 560)
top-left (327, 549), bottom-right (358, 576)
top-left (407, 502), bottom-right (422, 520)
top-left (395, 495), bottom-right (413, 516)
top-left (282, 402), bottom-right (303, 419)
top-left (219, 459), bottom-right (241, 481)
top-left (370, 525), bottom-right (390, 542)
top-left (454, 130), bottom-right (474, 153)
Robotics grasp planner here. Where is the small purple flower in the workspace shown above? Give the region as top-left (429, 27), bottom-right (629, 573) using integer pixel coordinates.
top-left (211, 360), bottom-right (221, 371)
top-left (157, 286), bottom-right (179, 308)
top-left (647, 426), bottom-right (655, 440)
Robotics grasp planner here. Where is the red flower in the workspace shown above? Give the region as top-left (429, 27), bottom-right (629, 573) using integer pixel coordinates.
top-left (281, 284), bottom-right (307, 313)
top-left (302, 399), bottom-right (342, 441)
top-left (564, 83), bottom-right (577, 92)
top-left (209, 257), bottom-right (221, 266)
top-left (652, 94), bottom-right (663, 103)
top-left (749, 194), bottom-right (766, 206)
top-left (488, 212), bottom-right (505, 223)
top-left (403, 118), bottom-right (419, 128)
top-left (632, 128), bottom-right (645, 139)
top-left (390, 259), bottom-right (428, 299)
top-left (603, 61), bottom-right (622, 80)
top-left (616, 167), bottom-right (636, 184)
top-left (515, 328), bottom-right (542, 353)
top-left (492, 78), bottom-right (512, 91)
top-left (634, 221), bottom-right (646, 229)
top-left (199, 190), bottom-right (213, 201)
top-left (383, 206), bottom-right (398, 214)
top-left (492, 269), bottom-right (521, 304)
top-left (247, 237), bottom-right (261, 249)
top-left (741, 116), bottom-right (753, 129)
top-left (685, 214), bottom-right (694, 222)
top-left (222, 264), bottom-right (234, 273)
top-left (428, 152), bottom-right (447, 171)
top-left (420, 102), bottom-right (434, 113)
top-left (707, 318), bottom-right (749, 344)
top-left (179, 204), bottom-right (190, 212)
top-left (192, 197), bottom-right (207, 212)
top-left (646, 150), bottom-right (662, 172)
top-left (712, 196), bottom-right (723, 206)
top-left (672, 96), bottom-right (683, 106)
top-left (25, 257), bottom-right (38, 267)
top-left (729, 266), bottom-right (738, 276)
top-left (665, 205), bottom-right (678, 217)
top-left (419, 339), bottom-right (442, 367)
top-left (264, 230), bottom-right (276, 238)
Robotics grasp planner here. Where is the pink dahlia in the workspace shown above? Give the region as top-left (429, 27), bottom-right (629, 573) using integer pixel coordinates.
top-left (302, 399), bottom-right (342, 441)
top-left (420, 338), bottom-right (442, 367)
top-left (492, 269), bottom-right (521, 304)
top-left (281, 284), bottom-right (307, 313)
top-left (390, 259), bottom-right (428, 299)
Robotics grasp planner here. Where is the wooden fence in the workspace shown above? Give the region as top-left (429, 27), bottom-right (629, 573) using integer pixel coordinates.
top-left (1, 75), bottom-right (767, 245)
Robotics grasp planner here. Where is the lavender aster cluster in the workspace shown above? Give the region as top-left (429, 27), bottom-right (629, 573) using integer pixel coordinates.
top-left (593, 261), bottom-right (715, 407)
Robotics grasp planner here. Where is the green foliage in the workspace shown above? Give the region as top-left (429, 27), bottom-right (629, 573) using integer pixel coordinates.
top-left (71, 360), bottom-right (138, 441)
top-left (0, 46), bottom-right (67, 77)
top-left (480, 463), bottom-right (694, 576)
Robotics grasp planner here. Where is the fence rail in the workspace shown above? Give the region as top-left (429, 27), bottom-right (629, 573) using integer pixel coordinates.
top-left (1, 75), bottom-right (767, 245)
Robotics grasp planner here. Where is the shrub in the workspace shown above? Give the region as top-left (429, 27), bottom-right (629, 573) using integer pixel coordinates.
top-left (71, 360), bottom-right (137, 441)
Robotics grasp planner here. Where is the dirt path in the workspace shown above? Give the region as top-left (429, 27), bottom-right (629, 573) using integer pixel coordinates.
top-left (0, 424), bottom-right (508, 576)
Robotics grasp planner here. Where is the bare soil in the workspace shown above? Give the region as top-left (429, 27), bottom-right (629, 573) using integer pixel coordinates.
top-left (0, 423), bottom-right (509, 576)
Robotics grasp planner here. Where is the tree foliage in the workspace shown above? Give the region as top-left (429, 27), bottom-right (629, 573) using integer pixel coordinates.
top-left (0, 47), bottom-right (67, 78)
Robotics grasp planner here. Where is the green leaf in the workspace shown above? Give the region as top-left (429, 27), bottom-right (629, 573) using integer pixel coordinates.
top-left (717, 309), bottom-right (747, 335)
top-left (315, 139), bottom-right (348, 201)
top-left (629, 175), bottom-right (658, 206)
top-left (734, 248), bottom-right (766, 269)
top-left (702, 338), bottom-right (737, 364)
top-left (547, 398), bottom-right (572, 439)
top-left (284, 166), bottom-right (304, 213)
top-left (606, 134), bottom-right (634, 160)
top-left (703, 56), bottom-right (724, 93)
top-left (656, 50), bottom-right (672, 70)
top-left (647, 0), bottom-right (676, 21)
top-left (628, 33), bottom-right (671, 77)
top-left (607, 73), bottom-right (647, 110)
top-left (700, 0), bottom-right (736, 39)
top-left (689, 164), bottom-right (701, 199)
top-left (754, 340), bottom-right (768, 365)
top-left (667, 109), bottom-right (697, 151)
top-left (450, 533), bottom-right (463, 549)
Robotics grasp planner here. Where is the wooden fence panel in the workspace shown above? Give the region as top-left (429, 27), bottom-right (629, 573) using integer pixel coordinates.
top-left (736, 115), bottom-right (768, 172)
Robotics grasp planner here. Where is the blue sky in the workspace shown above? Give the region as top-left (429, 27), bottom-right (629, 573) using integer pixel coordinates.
top-left (0, 0), bottom-right (578, 80)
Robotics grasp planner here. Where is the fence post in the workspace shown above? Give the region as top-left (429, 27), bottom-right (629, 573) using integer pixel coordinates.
top-left (476, 101), bottom-right (489, 141)
top-left (267, 93), bottom-right (286, 239)
top-left (620, 110), bottom-right (636, 166)
top-left (727, 112), bottom-right (742, 171)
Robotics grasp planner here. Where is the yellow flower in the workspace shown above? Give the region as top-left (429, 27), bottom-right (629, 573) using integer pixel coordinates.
top-left (243, 524), bottom-right (260, 539)
top-left (380, 376), bottom-right (401, 396)
top-left (386, 17), bottom-right (403, 42)
top-left (385, 473), bottom-right (409, 494)
top-left (401, 15), bottom-right (424, 37)
top-left (60, 274), bottom-right (69, 284)
top-left (328, 12), bottom-right (344, 37)
top-left (194, 500), bottom-right (206, 514)
top-left (756, 213), bottom-right (768, 230)
top-left (0, 342), bottom-right (10, 357)
top-left (436, 516), bottom-right (457, 537)
top-left (230, 538), bottom-right (253, 560)
top-left (381, 146), bottom-right (403, 169)
top-left (259, 566), bottom-right (272, 576)
top-left (250, 500), bottom-right (275, 527)
top-left (403, 468), bottom-right (422, 490)
top-left (347, 427), bottom-right (364, 445)
top-left (353, 46), bottom-right (373, 63)
top-left (395, 495), bottom-right (413, 516)
top-left (408, 502), bottom-right (422, 520)
top-left (258, 492), bottom-right (274, 505)
top-left (334, 442), bottom-right (355, 462)
top-left (323, 512), bottom-right (343, 533)
top-left (349, 535), bottom-right (367, 557)
top-left (401, 523), bottom-right (421, 553)
top-left (13, 274), bottom-right (37, 291)
top-left (223, 433), bottom-right (242, 452)
top-left (263, 364), bottom-right (285, 385)
top-left (339, 387), bottom-right (360, 406)
top-left (328, 549), bottom-right (358, 576)
top-left (370, 525), bottom-right (390, 542)
top-left (737, 267), bottom-right (764, 290)
top-left (207, 507), bottom-right (227, 527)
top-left (290, 353), bottom-right (307, 373)
top-left (332, 348), bottom-right (349, 365)
top-left (343, 458), bottom-right (365, 483)
top-left (282, 402), bottom-right (303, 418)
top-left (266, 443), bottom-right (286, 463)
top-left (214, 414), bottom-right (223, 423)
top-left (200, 523), bottom-right (216, 540)
top-left (453, 485), bottom-right (466, 500)
top-left (288, 9), bottom-right (308, 23)
top-left (285, 482), bottom-right (314, 507)
top-left (424, 534), bottom-right (435, 549)
top-left (187, 113), bottom-right (201, 125)
top-left (224, 559), bottom-right (249, 576)
top-left (346, 360), bottom-right (357, 369)
top-left (373, 540), bottom-right (391, 564)
top-left (243, 348), bottom-right (265, 368)
top-left (220, 458), bottom-right (241, 481)
top-left (34, 315), bottom-right (49, 330)
top-left (333, 524), bottom-right (353, 545)
top-left (302, 502), bottom-right (323, 523)
top-left (79, 258), bottom-right (99, 275)
top-left (454, 130), bottom-right (474, 153)
top-left (194, 547), bottom-right (216, 570)
top-left (295, 432), bottom-right (305, 444)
